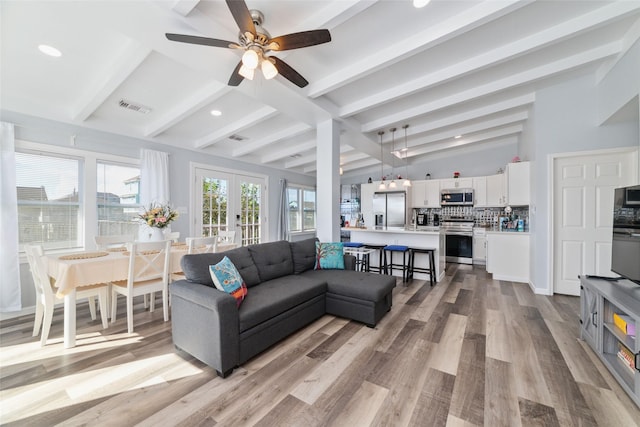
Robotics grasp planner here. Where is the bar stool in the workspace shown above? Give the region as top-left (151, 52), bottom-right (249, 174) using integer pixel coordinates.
top-left (408, 247), bottom-right (436, 286)
top-left (344, 242), bottom-right (366, 271)
top-left (383, 245), bottom-right (410, 283)
top-left (363, 244), bottom-right (386, 274)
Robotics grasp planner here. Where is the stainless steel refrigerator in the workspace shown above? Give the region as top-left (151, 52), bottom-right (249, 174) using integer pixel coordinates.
top-left (373, 191), bottom-right (406, 228)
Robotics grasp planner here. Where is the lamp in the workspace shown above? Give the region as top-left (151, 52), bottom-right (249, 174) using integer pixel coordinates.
top-left (388, 128), bottom-right (397, 189)
top-left (402, 124), bottom-right (412, 187)
top-left (242, 49), bottom-right (260, 69)
top-left (261, 58), bottom-right (278, 80)
top-left (378, 131), bottom-right (386, 190)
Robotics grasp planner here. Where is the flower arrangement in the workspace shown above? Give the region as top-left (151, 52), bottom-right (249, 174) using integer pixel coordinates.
top-left (137, 203), bottom-right (178, 228)
top-left (453, 171), bottom-right (460, 178)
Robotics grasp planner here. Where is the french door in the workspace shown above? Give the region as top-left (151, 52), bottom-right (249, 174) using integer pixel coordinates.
top-left (193, 167), bottom-right (266, 246)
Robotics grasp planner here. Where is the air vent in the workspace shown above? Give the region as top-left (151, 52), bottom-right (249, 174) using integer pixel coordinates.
top-left (118, 99), bottom-right (152, 114)
top-left (229, 134), bottom-right (247, 141)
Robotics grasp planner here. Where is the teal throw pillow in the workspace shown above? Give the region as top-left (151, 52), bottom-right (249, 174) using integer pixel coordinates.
top-left (209, 256), bottom-right (247, 307)
top-left (314, 242), bottom-right (345, 270)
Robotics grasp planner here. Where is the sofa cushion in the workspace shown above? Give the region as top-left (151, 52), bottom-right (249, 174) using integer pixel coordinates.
top-left (248, 240), bottom-right (294, 282)
top-left (209, 256), bottom-right (248, 307)
top-left (301, 269), bottom-right (395, 302)
top-left (314, 242), bottom-right (345, 270)
top-left (290, 237), bottom-right (318, 274)
top-left (238, 275), bottom-right (327, 332)
top-left (181, 246), bottom-right (261, 287)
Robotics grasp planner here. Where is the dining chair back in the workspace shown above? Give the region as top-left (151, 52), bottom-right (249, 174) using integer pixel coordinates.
top-left (95, 234), bottom-right (134, 250)
top-left (24, 244), bottom-right (109, 346)
top-left (111, 240), bottom-right (171, 333)
top-left (186, 236), bottom-right (218, 254)
top-left (218, 230), bottom-right (237, 244)
top-left (166, 231), bottom-right (180, 242)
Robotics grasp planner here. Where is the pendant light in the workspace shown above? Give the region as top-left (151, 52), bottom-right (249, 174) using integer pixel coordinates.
top-left (388, 128), bottom-right (397, 189)
top-left (378, 131), bottom-right (386, 190)
top-left (402, 124), bottom-right (412, 187)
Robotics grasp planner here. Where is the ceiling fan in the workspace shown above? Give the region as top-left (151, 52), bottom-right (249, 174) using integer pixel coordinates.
top-left (166, 0), bottom-right (331, 88)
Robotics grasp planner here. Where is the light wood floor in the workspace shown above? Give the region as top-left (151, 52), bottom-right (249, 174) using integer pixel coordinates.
top-left (2, 264), bottom-right (640, 426)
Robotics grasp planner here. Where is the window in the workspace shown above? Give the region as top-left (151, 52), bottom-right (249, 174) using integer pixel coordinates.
top-left (288, 186), bottom-right (316, 233)
top-left (96, 162), bottom-right (141, 236)
top-left (16, 151), bottom-right (82, 251)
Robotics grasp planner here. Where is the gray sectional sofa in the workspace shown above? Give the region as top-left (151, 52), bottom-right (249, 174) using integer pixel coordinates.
top-left (170, 238), bottom-right (396, 377)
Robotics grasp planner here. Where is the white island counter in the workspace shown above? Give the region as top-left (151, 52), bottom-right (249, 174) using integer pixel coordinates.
top-left (345, 227), bottom-right (445, 282)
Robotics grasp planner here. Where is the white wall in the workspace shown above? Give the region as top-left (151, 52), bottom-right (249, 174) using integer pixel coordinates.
top-left (531, 68), bottom-right (639, 294)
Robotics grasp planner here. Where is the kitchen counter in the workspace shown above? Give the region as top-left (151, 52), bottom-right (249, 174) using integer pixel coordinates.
top-left (347, 228), bottom-right (445, 282)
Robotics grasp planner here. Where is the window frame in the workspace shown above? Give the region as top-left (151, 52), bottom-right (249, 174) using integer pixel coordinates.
top-left (15, 140), bottom-right (140, 254)
top-left (287, 184), bottom-right (316, 235)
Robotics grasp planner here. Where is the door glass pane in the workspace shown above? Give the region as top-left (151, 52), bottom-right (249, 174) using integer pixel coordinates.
top-left (202, 177), bottom-right (228, 237)
top-left (240, 181), bottom-right (261, 246)
top-left (16, 152), bottom-right (81, 251)
top-left (97, 162), bottom-right (141, 236)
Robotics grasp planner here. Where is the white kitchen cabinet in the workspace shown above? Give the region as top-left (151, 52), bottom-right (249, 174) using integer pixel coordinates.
top-left (440, 178), bottom-right (473, 190)
top-left (411, 180), bottom-right (440, 208)
top-left (473, 177), bottom-right (487, 207)
top-left (473, 228), bottom-right (487, 264)
top-left (486, 173), bottom-right (506, 206)
top-left (506, 161), bottom-right (530, 206)
top-left (486, 232), bottom-right (530, 283)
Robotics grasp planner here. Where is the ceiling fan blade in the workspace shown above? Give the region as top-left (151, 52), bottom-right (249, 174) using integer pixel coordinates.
top-left (166, 33), bottom-right (235, 48)
top-left (268, 30), bottom-right (331, 51)
top-left (228, 61), bottom-right (244, 86)
top-left (226, 0), bottom-right (256, 35)
top-left (271, 57), bottom-right (308, 88)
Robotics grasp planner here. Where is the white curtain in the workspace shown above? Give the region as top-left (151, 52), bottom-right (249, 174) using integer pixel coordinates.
top-left (277, 178), bottom-right (289, 241)
top-left (140, 149), bottom-right (170, 206)
top-left (0, 122), bottom-right (22, 312)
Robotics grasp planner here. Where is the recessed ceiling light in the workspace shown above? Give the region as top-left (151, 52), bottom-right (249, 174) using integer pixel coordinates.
top-left (455, 135), bottom-right (462, 139)
top-left (413, 0), bottom-right (431, 8)
top-left (210, 109), bottom-right (222, 117)
top-left (38, 44), bottom-right (62, 57)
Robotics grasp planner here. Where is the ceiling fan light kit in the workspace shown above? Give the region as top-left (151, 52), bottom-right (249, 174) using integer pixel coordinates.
top-left (165, 0), bottom-right (331, 88)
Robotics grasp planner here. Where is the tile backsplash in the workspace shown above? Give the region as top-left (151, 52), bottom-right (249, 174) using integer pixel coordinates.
top-left (416, 206), bottom-right (529, 227)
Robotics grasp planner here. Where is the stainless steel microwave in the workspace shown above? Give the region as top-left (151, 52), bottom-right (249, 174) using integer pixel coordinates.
top-left (441, 188), bottom-right (474, 206)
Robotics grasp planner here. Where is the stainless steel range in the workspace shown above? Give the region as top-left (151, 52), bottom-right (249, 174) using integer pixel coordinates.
top-left (441, 216), bottom-right (474, 264)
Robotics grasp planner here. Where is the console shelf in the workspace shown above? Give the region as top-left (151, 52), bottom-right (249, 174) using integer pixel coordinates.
top-left (580, 276), bottom-right (640, 407)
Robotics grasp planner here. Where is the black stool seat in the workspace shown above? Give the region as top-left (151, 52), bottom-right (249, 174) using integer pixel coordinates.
top-left (383, 245), bottom-right (410, 283)
top-left (408, 247), bottom-right (436, 286)
top-left (363, 244), bottom-right (386, 274)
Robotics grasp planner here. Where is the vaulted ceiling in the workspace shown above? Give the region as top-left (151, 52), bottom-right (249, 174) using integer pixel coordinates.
top-left (2, 0), bottom-right (639, 176)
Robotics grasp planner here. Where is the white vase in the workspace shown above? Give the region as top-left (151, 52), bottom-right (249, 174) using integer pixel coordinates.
top-left (140, 226), bottom-right (165, 242)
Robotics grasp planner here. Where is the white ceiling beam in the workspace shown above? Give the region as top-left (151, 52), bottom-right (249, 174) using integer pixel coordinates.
top-left (193, 106), bottom-right (278, 148)
top-left (362, 41), bottom-right (621, 132)
top-left (286, 144), bottom-right (353, 169)
top-left (407, 111), bottom-right (528, 155)
top-left (304, 150), bottom-right (367, 173)
top-left (72, 41), bottom-right (151, 122)
top-left (260, 139), bottom-right (317, 164)
top-left (307, 0), bottom-right (532, 98)
top-left (340, 1), bottom-right (638, 118)
top-left (233, 123), bottom-right (311, 157)
top-left (409, 125), bottom-right (523, 157)
top-left (171, 0), bottom-right (200, 17)
top-left (338, 158), bottom-right (380, 174)
top-left (417, 137), bottom-right (518, 163)
top-left (144, 82), bottom-right (231, 137)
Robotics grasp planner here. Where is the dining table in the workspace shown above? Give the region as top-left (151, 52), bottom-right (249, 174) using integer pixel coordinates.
top-left (46, 241), bottom-right (238, 348)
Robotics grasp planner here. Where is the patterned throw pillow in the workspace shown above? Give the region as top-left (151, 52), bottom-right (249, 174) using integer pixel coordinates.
top-left (314, 242), bottom-right (345, 270)
top-left (209, 256), bottom-right (248, 307)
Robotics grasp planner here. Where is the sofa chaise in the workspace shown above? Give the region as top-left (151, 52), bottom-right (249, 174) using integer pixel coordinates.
top-left (170, 238), bottom-right (396, 377)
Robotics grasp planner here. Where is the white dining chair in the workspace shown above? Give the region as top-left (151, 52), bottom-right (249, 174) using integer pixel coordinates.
top-left (166, 231), bottom-right (180, 243)
top-left (186, 236), bottom-right (218, 254)
top-left (218, 230), bottom-right (237, 244)
top-left (94, 234), bottom-right (135, 250)
top-left (25, 244), bottom-right (109, 346)
top-left (110, 240), bottom-right (171, 334)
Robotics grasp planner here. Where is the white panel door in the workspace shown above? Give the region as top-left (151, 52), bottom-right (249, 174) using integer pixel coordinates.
top-left (553, 151), bottom-right (636, 295)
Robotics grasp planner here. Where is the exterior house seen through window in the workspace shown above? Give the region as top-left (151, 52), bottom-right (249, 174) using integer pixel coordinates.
top-left (287, 186), bottom-right (316, 233)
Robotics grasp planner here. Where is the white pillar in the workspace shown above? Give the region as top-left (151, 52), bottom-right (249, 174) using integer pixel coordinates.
top-left (316, 119), bottom-right (340, 242)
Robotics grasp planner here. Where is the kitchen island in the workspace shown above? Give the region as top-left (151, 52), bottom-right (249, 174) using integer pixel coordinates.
top-left (345, 227), bottom-right (445, 282)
